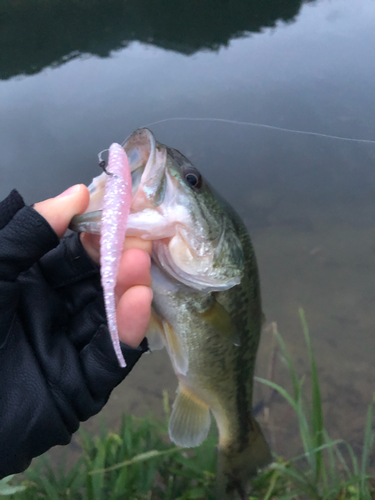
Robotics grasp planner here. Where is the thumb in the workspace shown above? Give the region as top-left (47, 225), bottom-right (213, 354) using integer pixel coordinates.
top-left (34, 185), bottom-right (90, 238)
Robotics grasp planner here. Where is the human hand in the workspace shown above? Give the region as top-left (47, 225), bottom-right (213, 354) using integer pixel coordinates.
top-left (34, 184), bottom-right (153, 348)
top-left (0, 187), bottom-right (151, 479)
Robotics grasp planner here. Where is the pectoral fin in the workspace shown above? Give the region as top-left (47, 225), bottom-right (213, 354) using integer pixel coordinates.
top-left (197, 300), bottom-right (241, 347)
top-left (163, 322), bottom-right (189, 375)
top-left (169, 384), bottom-right (211, 447)
top-left (146, 309), bottom-right (166, 352)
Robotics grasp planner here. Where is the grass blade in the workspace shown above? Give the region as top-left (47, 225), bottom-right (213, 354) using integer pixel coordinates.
top-left (91, 447), bottom-right (184, 474)
top-left (299, 308), bottom-right (324, 483)
top-left (360, 394), bottom-right (375, 498)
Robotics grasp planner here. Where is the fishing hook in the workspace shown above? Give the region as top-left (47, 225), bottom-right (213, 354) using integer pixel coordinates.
top-left (98, 150), bottom-right (114, 176)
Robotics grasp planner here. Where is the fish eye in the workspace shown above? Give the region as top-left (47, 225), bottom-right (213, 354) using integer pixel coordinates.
top-left (184, 168), bottom-right (203, 189)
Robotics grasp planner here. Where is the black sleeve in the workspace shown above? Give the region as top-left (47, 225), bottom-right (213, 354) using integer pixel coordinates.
top-left (0, 190), bottom-right (148, 478)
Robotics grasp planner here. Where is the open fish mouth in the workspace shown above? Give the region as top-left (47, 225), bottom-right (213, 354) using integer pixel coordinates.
top-left (70, 128), bottom-right (243, 293)
top-left (70, 128), bottom-right (181, 239)
top-left (70, 128), bottom-right (167, 236)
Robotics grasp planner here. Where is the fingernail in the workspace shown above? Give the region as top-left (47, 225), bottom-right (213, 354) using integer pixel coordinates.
top-left (57, 185), bottom-right (82, 198)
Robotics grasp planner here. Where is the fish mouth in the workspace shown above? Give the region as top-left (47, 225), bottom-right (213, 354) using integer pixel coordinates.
top-left (70, 128), bottom-right (168, 236)
top-left (70, 128), bottom-right (241, 292)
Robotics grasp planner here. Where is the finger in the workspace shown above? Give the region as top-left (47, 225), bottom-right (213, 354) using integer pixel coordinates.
top-left (117, 285), bottom-right (153, 347)
top-left (34, 185), bottom-right (90, 238)
top-left (115, 248), bottom-right (152, 298)
top-left (80, 235), bottom-right (152, 265)
top-left (123, 237), bottom-right (152, 255)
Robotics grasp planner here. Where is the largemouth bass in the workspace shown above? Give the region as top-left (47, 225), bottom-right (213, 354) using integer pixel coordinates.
top-left (70, 128), bottom-right (271, 498)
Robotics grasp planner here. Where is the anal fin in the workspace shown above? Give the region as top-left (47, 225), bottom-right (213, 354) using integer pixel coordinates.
top-left (169, 384), bottom-right (211, 448)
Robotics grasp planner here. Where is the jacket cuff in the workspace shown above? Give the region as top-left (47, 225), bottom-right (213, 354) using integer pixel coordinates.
top-left (121, 337), bottom-right (149, 355)
top-left (0, 206), bottom-right (60, 281)
top-left (39, 233), bottom-right (100, 289)
top-left (0, 190), bottom-right (25, 230)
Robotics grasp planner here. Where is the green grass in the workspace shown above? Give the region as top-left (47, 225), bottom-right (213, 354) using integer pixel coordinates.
top-left (3, 310), bottom-right (374, 499)
top-left (255, 309), bottom-right (375, 500)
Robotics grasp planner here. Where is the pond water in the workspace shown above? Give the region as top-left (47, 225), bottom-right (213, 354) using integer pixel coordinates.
top-left (1, 0), bottom-right (374, 462)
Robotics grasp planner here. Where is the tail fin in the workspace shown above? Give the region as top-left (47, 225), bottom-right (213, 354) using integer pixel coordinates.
top-left (216, 417), bottom-right (271, 500)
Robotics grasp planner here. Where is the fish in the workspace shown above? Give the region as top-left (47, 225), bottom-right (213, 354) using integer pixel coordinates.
top-left (70, 128), bottom-right (271, 499)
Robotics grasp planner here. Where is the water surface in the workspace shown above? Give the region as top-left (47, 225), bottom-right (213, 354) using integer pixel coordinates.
top-left (1, 0), bottom-right (374, 460)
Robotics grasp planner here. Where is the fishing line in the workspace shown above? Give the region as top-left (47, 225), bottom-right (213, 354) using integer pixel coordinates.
top-left (139, 117), bottom-right (375, 145)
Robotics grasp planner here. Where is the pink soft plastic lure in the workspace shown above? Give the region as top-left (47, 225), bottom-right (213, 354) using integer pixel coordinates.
top-left (100, 143), bottom-right (132, 367)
